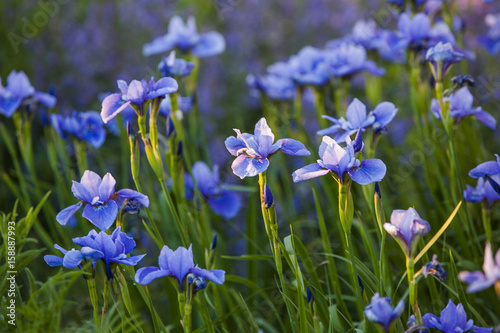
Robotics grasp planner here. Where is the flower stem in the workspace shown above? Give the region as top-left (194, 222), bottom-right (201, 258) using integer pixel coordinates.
top-left (406, 256), bottom-right (421, 324)
top-left (101, 277), bottom-right (110, 327)
top-left (87, 275), bottom-right (100, 329)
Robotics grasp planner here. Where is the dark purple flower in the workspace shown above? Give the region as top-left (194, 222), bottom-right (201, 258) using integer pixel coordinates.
top-left (101, 77), bottom-right (178, 124)
top-left (318, 98), bottom-right (398, 141)
top-left (192, 161), bottom-right (241, 219)
top-left (225, 118), bottom-right (310, 179)
top-left (422, 299), bottom-right (492, 332)
top-left (364, 293), bottom-right (404, 331)
top-left (431, 87), bottom-right (496, 130)
top-left (51, 111), bottom-right (107, 148)
top-left (143, 16), bottom-right (225, 58)
top-left (44, 227), bottom-right (145, 280)
top-left (292, 135), bottom-right (386, 185)
top-left (0, 70), bottom-right (57, 118)
top-left (158, 51), bottom-right (195, 78)
top-left (422, 254), bottom-right (448, 281)
top-left (135, 244), bottom-right (225, 290)
top-left (383, 207), bottom-right (430, 258)
top-left (56, 170), bottom-right (149, 231)
top-left (458, 242), bottom-right (500, 294)
top-left (325, 43), bottom-right (385, 77)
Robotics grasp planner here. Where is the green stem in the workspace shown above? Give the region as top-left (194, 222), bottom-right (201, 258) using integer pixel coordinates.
top-left (406, 257), bottom-right (421, 324)
top-left (482, 205), bottom-right (492, 244)
top-left (87, 275), bottom-right (100, 329)
top-left (101, 277), bottom-right (110, 327)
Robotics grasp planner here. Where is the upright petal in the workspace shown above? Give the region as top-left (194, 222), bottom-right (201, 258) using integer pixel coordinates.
top-left (79, 170), bottom-right (103, 198)
top-left (56, 202), bottom-right (83, 225)
top-left (254, 118), bottom-right (275, 157)
top-left (158, 245), bottom-right (175, 271)
top-left (346, 98), bottom-right (368, 128)
top-left (99, 173), bottom-right (116, 202)
top-left (348, 159), bottom-right (387, 185)
top-left (168, 246), bottom-right (195, 285)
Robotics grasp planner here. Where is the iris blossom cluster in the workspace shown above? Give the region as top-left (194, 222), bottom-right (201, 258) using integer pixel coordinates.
top-left (422, 300), bottom-right (492, 333)
top-left (135, 244), bottom-right (225, 291)
top-left (143, 16), bottom-right (225, 58)
top-left (101, 77), bottom-right (178, 124)
top-left (317, 98), bottom-right (398, 142)
top-left (191, 161), bottom-right (242, 219)
top-left (292, 134), bottom-right (386, 185)
top-left (225, 118), bottom-right (310, 179)
top-left (51, 111), bottom-right (107, 148)
top-left (0, 70), bottom-right (57, 118)
top-left (430, 86), bottom-right (496, 130)
top-left (56, 170), bottom-right (149, 231)
top-left (44, 227), bottom-right (146, 279)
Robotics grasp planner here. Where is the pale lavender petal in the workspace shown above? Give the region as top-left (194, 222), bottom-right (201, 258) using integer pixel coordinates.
top-left (101, 93), bottom-right (131, 124)
top-left (231, 155), bottom-right (269, 179)
top-left (99, 173), bottom-right (116, 202)
top-left (224, 136), bottom-right (246, 156)
top-left (79, 170), bottom-right (102, 197)
top-left (254, 118), bottom-right (275, 157)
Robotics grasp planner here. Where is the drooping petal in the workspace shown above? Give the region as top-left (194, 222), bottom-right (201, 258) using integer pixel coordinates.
top-left (292, 163), bottom-right (330, 182)
top-left (348, 159), bottom-right (387, 185)
top-left (189, 266), bottom-right (226, 284)
top-left (99, 173), bottom-right (116, 202)
top-left (224, 136), bottom-right (246, 156)
top-left (62, 250), bottom-right (84, 268)
top-left (101, 93), bottom-right (131, 124)
top-left (231, 155), bottom-right (269, 179)
top-left (113, 254), bottom-right (146, 266)
top-left (44, 255), bottom-right (63, 267)
top-left (192, 161), bottom-right (218, 196)
top-left (115, 189), bottom-right (150, 207)
top-left (422, 313), bottom-right (442, 329)
top-left (135, 266), bottom-right (171, 285)
top-left (192, 31), bottom-right (226, 57)
top-left (275, 138), bottom-right (311, 156)
top-left (208, 190), bottom-right (241, 219)
top-left (469, 160), bottom-right (500, 178)
top-left (82, 201), bottom-right (119, 231)
top-left (33, 91), bottom-right (57, 108)
top-left (80, 247), bottom-right (105, 261)
top-left (143, 35), bottom-right (176, 57)
top-left (474, 110), bottom-right (497, 130)
top-left (0, 96), bottom-right (22, 118)
top-left (56, 202), bottom-right (83, 225)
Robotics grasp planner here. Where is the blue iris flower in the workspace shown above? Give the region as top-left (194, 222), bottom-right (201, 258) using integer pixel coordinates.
top-left (426, 42), bottom-right (464, 80)
top-left (192, 161), bottom-right (242, 219)
top-left (56, 170), bottom-right (149, 231)
top-left (44, 227), bottom-right (146, 280)
top-left (422, 299), bottom-right (492, 332)
top-left (101, 77), bottom-right (178, 123)
top-left (469, 154), bottom-right (500, 179)
top-left (364, 293), bottom-right (404, 332)
top-left (51, 110), bottom-right (107, 148)
top-left (458, 242), bottom-right (500, 294)
top-left (317, 98), bottom-right (398, 142)
top-left (292, 135), bottom-right (386, 185)
top-left (478, 13), bottom-right (500, 54)
top-left (464, 175), bottom-right (500, 208)
top-left (383, 207), bottom-right (430, 258)
top-left (325, 43), bottom-right (385, 78)
top-left (143, 16), bottom-right (225, 58)
top-left (0, 70), bottom-right (57, 118)
top-left (225, 118), bottom-right (310, 179)
top-left (398, 12), bottom-right (431, 47)
top-left (286, 46), bottom-right (331, 86)
top-left (246, 74), bottom-right (296, 101)
top-left (431, 87), bottom-right (496, 130)
top-left (158, 51), bottom-right (195, 78)
top-left (135, 244), bottom-right (225, 291)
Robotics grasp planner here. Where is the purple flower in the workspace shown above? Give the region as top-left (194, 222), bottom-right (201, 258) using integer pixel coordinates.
top-left (325, 43), bottom-right (385, 78)
top-left (478, 13), bottom-right (500, 55)
top-left (158, 51), bottom-right (195, 78)
top-left (288, 46), bottom-right (331, 86)
top-left (135, 244), bottom-right (225, 290)
top-left (101, 77), bottom-right (178, 124)
top-left (422, 299), bottom-right (492, 333)
top-left (458, 242), bottom-right (500, 294)
top-left (318, 98), bottom-right (398, 141)
top-left (292, 135), bottom-right (386, 185)
top-left (426, 42), bottom-right (464, 80)
top-left (372, 29), bottom-right (408, 64)
top-left (383, 207), bottom-right (430, 258)
top-left (431, 87), bottom-right (496, 130)
top-left (422, 254), bottom-right (448, 281)
top-left (56, 170), bottom-right (149, 231)
top-left (364, 293), bottom-right (404, 331)
top-left (44, 227), bottom-right (145, 280)
top-left (225, 118), bottom-right (310, 179)
top-left (0, 70), bottom-right (57, 118)
top-left (398, 13), bottom-right (431, 47)
top-left (246, 74), bottom-right (296, 101)
top-left (51, 111), bottom-right (107, 148)
top-left (192, 161), bottom-right (242, 219)
top-left (464, 175), bottom-right (500, 208)
top-left (469, 154), bottom-right (500, 179)
top-left (143, 16), bottom-right (225, 58)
